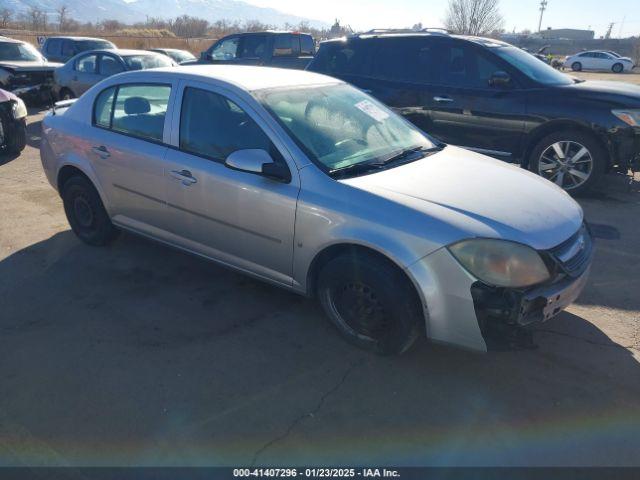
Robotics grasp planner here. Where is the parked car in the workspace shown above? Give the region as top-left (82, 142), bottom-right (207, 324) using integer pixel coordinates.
top-left (53, 49), bottom-right (176, 99)
top-left (40, 65), bottom-right (593, 354)
top-left (0, 87), bottom-right (27, 154)
top-left (148, 48), bottom-right (196, 64)
top-left (0, 36), bottom-right (62, 103)
top-left (41, 36), bottom-right (116, 63)
top-left (564, 50), bottom-right (635, 73)
top-left (307, 31), bottom-right (640, 194)
top-left (200, 31), bottom-right (315, 69)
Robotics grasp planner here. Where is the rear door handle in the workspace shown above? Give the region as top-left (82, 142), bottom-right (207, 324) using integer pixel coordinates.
top-left (170, 169), bottom-right (198, 186)
top-left (91, 145), bottom-right (110, 158)
top-left (433, 96), bottom-right (454, 103)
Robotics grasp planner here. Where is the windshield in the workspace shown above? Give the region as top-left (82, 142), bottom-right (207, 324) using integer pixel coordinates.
top-left (0, 41), bottom-right (43, 62)
top-left (168, 50), bottom-right (195, 63)
top-left (123, 54), bottom-right (174, 70)
top-left (259, 84), bottom-right (435, 174)
top-left (493, 46), bottom-right (573, 86)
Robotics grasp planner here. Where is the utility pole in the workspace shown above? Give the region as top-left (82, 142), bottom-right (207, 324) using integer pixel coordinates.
top-left (605, 22), bottom-right (614, 39)
top-left (537, 0), bottom-right (548, 33)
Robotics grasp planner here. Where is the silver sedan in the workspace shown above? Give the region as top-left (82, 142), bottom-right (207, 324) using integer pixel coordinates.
top-left (40, 66), bottom-right (593, 354)
top-left (53, 49), bottom-right (176, 100)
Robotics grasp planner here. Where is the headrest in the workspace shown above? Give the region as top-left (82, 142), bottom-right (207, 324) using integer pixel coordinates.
top-left (124, 96), bottom-right (150, 115)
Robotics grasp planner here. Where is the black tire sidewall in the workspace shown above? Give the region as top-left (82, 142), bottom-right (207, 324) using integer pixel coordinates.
top-left (571, 62), bottom-right (582, 71)
top-left (59, 88), bottom-right (75, 101)
top-left (62, 176), bottom-right (118, 246)
top-left (612, 63), bottom-right (623, 73)
top-left (317, 254), bottom-right (422, 355)
top-left (529, 130), bottom-right (606, 195)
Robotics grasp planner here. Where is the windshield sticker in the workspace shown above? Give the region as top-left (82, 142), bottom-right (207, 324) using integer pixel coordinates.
top-left (355, 100), bottom-right (389, 122)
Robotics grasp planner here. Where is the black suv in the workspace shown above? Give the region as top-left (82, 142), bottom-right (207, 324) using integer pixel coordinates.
top-left (308, 31), bottom-right (640, 194)
top-left (41, 36), bottom-right (116, 63)
top-left (200, 31), bottom-right (315, 70)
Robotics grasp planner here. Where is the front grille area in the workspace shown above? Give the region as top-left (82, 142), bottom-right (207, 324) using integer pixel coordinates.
top-left (547, 224), bottom-right (593, 277)
top-left (7, 70), bottom-right (53, 89)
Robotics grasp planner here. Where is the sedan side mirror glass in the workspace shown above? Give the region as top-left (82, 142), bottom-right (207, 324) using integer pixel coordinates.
top-left (224, 149), bottom-right (291, 183)
top-left (489, 71), bottom-right (511, 88)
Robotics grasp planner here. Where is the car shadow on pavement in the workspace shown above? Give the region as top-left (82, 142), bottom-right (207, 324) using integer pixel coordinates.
top-left (0, 150), bottom-right (20, 166)
top-left (25, 118), bottom-right (42, 150)
top-left (0, 229), bottom-right (639, 467)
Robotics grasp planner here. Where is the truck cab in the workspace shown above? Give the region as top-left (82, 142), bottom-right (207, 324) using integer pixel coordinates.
top-left (200, 32), bottom-right (315, 70)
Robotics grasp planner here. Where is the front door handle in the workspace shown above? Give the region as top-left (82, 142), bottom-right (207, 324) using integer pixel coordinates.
top-left (91, 145), bottom-right (110, 158)
top-left (433, 96), bottom-right (454, 103)
top-left (170, 169), bottom-right (198, 186)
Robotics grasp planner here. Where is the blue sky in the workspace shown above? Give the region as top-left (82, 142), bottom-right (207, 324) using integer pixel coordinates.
top-left (246, 0), bottom-right (640, 38)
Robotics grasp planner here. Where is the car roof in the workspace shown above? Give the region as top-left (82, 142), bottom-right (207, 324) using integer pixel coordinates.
top-left (126, 65), bottom-right (341, 91)
top-left (320, 31), bottom-right (511, 48)
top-left (45, 36), bottom-right (113, 42)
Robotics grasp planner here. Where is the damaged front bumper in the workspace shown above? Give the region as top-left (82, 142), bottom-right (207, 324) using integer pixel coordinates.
top-left (407, 225), bottom-right (594, 352)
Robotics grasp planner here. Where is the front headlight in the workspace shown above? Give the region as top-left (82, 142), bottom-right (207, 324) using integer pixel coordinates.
top-left (12, 98), bottom-right (27, 120)
top-left (612, 109), bottom-right (640, 127)
top-left (448, 239), bottom-right (550, 288)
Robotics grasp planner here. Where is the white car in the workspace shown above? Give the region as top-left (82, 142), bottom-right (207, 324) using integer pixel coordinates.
top-left (564, 50), bottom-right (635, 73)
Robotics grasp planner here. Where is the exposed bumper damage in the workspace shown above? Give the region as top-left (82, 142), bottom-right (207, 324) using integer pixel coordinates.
top-left (0, 66), bottom-right (56, 104)
top-left (408, 224), bottom-right (594, 352)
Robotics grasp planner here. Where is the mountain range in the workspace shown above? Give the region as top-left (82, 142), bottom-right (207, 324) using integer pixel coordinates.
top-left (0, 0), bottom-right (328, 28)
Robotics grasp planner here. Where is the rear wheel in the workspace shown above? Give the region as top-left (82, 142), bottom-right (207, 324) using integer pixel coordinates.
top-left (571, 62), bottom-right (582, 71)
top-left (612, 63), bottom-right (624, 73)
top-left (529, 130), bottom-right (606, 195)
top-left (317, 252), bottom-right (423, 355)
top-left (62, 176), bottom-right (119, 246)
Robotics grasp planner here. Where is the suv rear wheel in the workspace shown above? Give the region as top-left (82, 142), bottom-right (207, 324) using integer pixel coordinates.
top-left (317, 252), bottom-right (422, 355)
top-left (529, 130), bottom-right (606, 195)
top-left (58, 88), bottom-right (75, 101)
top-left (62, 176), bottom-right (119, 246)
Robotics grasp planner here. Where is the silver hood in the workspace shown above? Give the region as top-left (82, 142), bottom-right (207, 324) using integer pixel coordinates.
top-left (342, 146), bottom-right (583, 251)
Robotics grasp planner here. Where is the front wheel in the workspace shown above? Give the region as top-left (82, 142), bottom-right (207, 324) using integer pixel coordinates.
top-left (317, 253), bottom-right (423, 355)
top-left (571, 62), bottom-right (582, 71)
top-left (612, 63), bottom-right (624, 73)
top-left (529, 130), bottom-right (606, 195)
top-left (58, 88), bottom-right (75, 101)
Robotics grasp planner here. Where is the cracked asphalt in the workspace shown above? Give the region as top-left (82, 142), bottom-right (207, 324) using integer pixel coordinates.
top-left (0, 106), bottom-right (639, 467)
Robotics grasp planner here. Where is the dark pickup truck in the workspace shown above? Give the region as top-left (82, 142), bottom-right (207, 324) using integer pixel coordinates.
top-left (199, 31), bottom-right (315, 69)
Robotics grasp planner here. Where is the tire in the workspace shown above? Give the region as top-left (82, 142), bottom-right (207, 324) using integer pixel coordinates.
top-left (58, 88), bottom-right (75, 101)
top-left (612, 63), bottom-right (623, 73)
top-left (317, 252), bottom-right (423, 355)
top-left (62, 176), bottom-right (119, 246)
top-left (529, 130), bottom-right (606, 195)
top-left (571, 62), bottom-right (582, 71)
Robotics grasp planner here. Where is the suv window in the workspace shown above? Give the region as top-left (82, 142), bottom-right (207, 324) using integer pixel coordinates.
top-left (273, 34), bottom-right (296, 57)
top-left (75, 54), bottom-right (98, 73)
top-left (211, 37), bottom-right (239, 60)
top-left (239, 35), bottom-right (268, 59)
top-left (300, 35), bottom-right (315, 56)
top-left (99, 55), bottom-right (124, 75)
top-left (437, 42), bottom-right (502, 88)
top-left (62, 40), bottom-right (75, 57)
top-left (46, 39), bottom-right (62, 56)
top-left (370, 38), bottom-right (437, 83)
top-left (180, 87), bottom-right (271, 160)
top-left (93, 84), bottom-right (171, 142)
top-left (311, 40), bottom-right (372, 76)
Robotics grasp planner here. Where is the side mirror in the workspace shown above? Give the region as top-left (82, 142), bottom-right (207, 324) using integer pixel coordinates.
top-left (488, 70), bottom-right (511, 88)
top-left (224, 149), bottom-right (291, 183)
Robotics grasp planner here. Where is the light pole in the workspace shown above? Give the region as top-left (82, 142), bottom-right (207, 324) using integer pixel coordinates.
top-left (538, 0), bottom-right (548, 33)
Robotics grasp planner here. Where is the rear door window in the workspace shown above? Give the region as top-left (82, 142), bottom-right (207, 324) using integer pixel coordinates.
top-left (93, 84), bottom-right (171, 142)
top-left (179, 87), bottom-right (271, 161)
top-left (238, 35), bottom-right (268, 59)
top-left (61, 40), bottom-right (75, 57)
top-left (370, 38), bottom-right (437, 83)
top-left (75, 54), bottom-right (98, 73)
